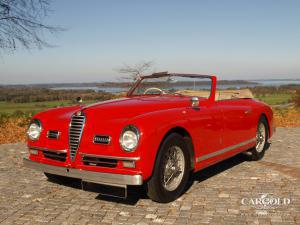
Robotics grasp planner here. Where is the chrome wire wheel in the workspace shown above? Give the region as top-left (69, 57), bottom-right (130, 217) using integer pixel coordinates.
top-left (256, 122), bottom-right (266, 153)
top-left (162, 146), bottom-right (185, 192)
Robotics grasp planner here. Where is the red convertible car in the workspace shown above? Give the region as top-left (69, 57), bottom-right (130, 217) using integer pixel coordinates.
top-left (24, 72), bottom-right (274, 203)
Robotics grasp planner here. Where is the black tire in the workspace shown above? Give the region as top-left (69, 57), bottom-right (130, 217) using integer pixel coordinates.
top-left (44, 173), bottom-right (76, 184)
top-left (250, 116), bottom-right (269, 161)
top-left (146, 133), bottom-right (191, 203)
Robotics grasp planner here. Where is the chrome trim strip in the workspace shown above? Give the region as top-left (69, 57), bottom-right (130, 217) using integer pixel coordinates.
top-left (80, 153), bottom-right (140, 161)
top-left (83, 98), bottom-right (128, 110)
top-left (196, 138), bottom-right (256, 162)
top-left (28, 146), bottom-right (67, 153)
top-left (23, 158), bottom-right (143, 186)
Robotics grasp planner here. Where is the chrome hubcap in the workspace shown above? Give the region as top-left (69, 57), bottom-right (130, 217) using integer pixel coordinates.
top-left (162, 146), bottom-right (185, 191)
top-left (256, 122), bottom-right (266, 153)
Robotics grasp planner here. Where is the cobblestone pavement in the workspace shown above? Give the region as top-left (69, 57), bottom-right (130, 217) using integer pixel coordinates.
top-left (0, 127), bottom-right (300, 225)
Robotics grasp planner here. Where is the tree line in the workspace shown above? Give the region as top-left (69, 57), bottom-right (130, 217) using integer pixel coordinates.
top-left (0, 87), bottom-right (118, 103)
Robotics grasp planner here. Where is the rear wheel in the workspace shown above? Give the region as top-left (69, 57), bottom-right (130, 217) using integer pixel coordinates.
top-left (146, 133), bottom-right (191, 203)
top-left (250, 116), bottom-right (268, 160)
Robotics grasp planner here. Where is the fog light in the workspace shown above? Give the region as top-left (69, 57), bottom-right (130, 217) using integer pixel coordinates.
top-left (122, 160), bottom-right (135, 168)
top-left (29, 149), bottom-right (38, 155)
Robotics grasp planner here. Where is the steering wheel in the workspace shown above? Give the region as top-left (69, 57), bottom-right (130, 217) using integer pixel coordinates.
top-left (144, 87), bottom-right (165, 95)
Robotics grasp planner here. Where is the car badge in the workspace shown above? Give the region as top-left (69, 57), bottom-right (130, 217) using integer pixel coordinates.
top-left (94, 135), bottom-right (111, 144)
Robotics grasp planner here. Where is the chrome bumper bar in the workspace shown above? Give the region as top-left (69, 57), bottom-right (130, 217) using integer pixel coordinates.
top-left (23, 158), bottom-right (143, 186)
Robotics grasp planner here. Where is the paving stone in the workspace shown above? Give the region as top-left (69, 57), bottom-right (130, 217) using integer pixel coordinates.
top-left (0, 128), bottom-right (300, 224)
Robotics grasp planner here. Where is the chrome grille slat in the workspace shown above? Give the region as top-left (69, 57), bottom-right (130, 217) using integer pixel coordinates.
top-left (69, 112), bottom-right (85, 161)
top-left (70, 136), bottom-right (80, 139)
top-left (70, 131), bottom-right (82, 133)
top-left (70, 127), bottom-right (83, 130)
top-left (70, 137), bottom-right (80, 140)
top-left (70, 132), bottom-right (82, 135)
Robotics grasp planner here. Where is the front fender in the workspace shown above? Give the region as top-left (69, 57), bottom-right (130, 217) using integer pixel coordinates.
top-left (130, 108), bottom-right (191, 180)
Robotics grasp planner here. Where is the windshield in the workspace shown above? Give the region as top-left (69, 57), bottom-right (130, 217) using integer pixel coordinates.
top-left (129, 75), bottom-right (212, 99)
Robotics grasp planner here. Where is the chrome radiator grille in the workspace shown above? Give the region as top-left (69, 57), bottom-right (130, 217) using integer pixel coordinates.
top-left (69, 112), bottom-right (85, 161)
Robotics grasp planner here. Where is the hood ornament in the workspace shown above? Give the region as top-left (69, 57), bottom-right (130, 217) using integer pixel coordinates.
top-left (76, 111), bottom-right (83, 116)
top-left (76, 96), bottom-right (83, 104)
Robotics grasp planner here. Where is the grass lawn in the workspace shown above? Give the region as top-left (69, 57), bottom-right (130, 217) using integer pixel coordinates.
top-left (0, 100), bottom-right (96, 115)
top-left (0, 92), bottom-right (296, 115)
top-left (254, 93), bottom-right (295, 105)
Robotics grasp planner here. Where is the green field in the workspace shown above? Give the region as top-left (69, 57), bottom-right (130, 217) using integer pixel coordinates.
top-left (0, 100), bottom-right (96, 115)
top-left (254, 93), bottom-right (295, 105)
top-left (0, 92), bottom-right (296, 116)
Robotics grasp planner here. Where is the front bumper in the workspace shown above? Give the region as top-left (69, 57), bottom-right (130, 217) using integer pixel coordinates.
top-left (23, 157), bottom-right (143, 186)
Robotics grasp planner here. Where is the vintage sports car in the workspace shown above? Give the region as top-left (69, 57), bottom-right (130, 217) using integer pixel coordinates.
top-left (24, 72), bottom-right (274, 203)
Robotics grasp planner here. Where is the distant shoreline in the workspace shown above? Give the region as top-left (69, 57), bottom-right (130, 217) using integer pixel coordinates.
top-left (0, 80), bottom-right (283, 88)
top-left (1, 79), bottom-right (300, 89)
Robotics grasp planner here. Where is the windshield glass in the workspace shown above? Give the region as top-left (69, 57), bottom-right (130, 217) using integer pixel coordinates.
top-left (130, 75), bottom-right (212, 99)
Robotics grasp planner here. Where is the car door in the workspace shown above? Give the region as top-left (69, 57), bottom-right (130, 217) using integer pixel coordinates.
top-left (216, 99), bottom-right (255, 148)
top-left (187, 101), bottom-right (224, 165)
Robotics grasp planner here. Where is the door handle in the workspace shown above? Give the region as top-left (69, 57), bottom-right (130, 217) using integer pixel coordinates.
top-left (244, 109), bottom-right (252, 114)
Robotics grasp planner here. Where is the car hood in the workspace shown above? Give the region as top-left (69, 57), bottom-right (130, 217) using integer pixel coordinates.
top-left (82, 96), bottom-right (190, 119)
top-left (32, 95), bottom-right (190, 132)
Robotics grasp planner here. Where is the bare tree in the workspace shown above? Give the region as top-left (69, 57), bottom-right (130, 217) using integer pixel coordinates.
top-left (0, 0), bottom-right (62, 51)
top-left (118, 61), bottom-right (154, 81)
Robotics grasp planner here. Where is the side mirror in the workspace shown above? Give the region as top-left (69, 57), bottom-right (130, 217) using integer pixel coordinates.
top-left (76, 96), bottom-right (83, 104)
top-left (191, 96), bottom-right (199, 107)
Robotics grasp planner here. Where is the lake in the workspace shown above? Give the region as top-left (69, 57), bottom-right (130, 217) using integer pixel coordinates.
top-left (51, 79), bottom-right (300, 93)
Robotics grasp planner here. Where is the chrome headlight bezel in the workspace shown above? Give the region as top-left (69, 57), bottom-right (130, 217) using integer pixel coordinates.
top-left (27, 119), bottom-right (42, 141)
top-left (119, 125), bottom-right (140, 152)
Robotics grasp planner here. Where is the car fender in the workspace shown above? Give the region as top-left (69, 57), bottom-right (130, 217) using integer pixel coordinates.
top-left (129, 107), bottom-right (193, 180)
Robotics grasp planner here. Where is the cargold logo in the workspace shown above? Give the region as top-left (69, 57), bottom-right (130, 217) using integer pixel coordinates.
top-left (241, 193), bottom-right (291, 210)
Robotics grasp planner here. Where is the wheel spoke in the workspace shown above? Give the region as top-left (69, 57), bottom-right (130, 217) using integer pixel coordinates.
top-left (162, 146), bottom-right (185, 191)
top-left (165, 171), bottom-right (176, 185)
top-left (256, 122), bottom-right (266, 153)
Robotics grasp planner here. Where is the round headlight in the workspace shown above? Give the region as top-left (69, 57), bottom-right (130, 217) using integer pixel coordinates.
top-left (120, 125), bottom-right (140, 152)
top-left (27, 120), bottom-right (42, 141)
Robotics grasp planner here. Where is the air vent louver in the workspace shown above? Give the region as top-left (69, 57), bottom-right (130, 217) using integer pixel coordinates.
top-left (47, 130), bottom-right (60, 139)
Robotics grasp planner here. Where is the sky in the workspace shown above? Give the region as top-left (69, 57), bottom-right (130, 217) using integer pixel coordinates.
top-left (1, 0), bottom-right (300, 84)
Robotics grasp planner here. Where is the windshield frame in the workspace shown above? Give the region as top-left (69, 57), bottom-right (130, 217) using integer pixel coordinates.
top-left (126, 72), bottom-right (217, 102)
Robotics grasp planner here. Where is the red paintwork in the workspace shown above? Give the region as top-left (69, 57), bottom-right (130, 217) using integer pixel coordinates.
top-left (27, 75), bottom-right (274, 181)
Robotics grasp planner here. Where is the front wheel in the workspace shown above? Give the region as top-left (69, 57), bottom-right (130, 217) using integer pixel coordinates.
top-left (250, 116), bottom-right (269, 160)
top-left (146, 133), bottom-right (191, 203)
